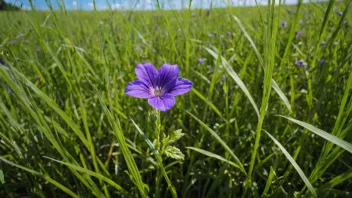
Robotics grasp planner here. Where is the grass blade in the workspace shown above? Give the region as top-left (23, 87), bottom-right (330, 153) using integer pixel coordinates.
top-left (186, 147), bottom-right (240, 169)
top-left (279, 116), bottom-right (352, 154)
top-left (264, 131), bottom-right (317, 197)
top-left (204, 46), bottom-right (260, 119)
top-left (192, 88), bottom-right (228, 123)
top-left (0, 157), bottom-right (80, 198)
top-left (233, 15), bottom-right (292, 113)
top-left (43, 156), bottom-right (126, 193)
top-left (187, 111), bottom-right (246, 174)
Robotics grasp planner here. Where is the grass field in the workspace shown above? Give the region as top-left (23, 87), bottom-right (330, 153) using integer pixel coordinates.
top-left (0, 0), bottom-right (352, 197)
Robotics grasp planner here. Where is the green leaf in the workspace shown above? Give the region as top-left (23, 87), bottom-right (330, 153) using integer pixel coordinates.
top-left (264, 131), bottom-right (317, 198)
top-left (130, 118), bottom-right (177, 197)
top-left (0, 169), bottom-right (4, 184)
top-left (168, 129), bottom-right (185, 144)
top-left (279, 116), bottom-right (352, 154)
top-left (164, 146), bottom-right (185, 160)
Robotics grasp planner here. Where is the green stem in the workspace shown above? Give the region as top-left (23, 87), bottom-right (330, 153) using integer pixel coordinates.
top-left (155, 110), bottom-right (161, 198)
top-left (154, 110), bottom-right (177, 198)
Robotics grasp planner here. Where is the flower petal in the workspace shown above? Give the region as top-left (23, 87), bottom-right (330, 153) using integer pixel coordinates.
top-left (158, 63), bottom-right (179, 87)
top-left (163, 78), bottom-right (193, 96)
top-left (148, 94), bottom-right (175, 111)
top-left (135, 62), bottom-right (159, 88)
top-left (125, 80), bottom-right (153, 98)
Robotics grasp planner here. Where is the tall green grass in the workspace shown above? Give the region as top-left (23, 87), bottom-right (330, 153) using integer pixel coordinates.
top-left (0, 0), bottom-right (351, 197)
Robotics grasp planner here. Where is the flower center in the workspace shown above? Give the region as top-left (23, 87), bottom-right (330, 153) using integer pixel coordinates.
top-left (153, 87), bottom-right (162, 97)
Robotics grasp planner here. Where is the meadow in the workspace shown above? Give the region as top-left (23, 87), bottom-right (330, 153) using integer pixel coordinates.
top-left (0, 0), bottom-right (351, 197)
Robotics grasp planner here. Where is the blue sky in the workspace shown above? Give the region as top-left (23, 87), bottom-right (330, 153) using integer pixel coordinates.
top-left (5, 0), bottom-right (323, 10)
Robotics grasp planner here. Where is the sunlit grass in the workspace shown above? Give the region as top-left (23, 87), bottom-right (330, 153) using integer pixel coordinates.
top-left (0, 0), bottom-right (351, 197)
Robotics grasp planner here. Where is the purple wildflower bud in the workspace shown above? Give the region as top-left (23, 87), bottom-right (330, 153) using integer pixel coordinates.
top-left (222, 75), bottom-right (226, 81)
top-left (192, 12), bottom-right (195, 17)
top-left (35, 48), bottom-right (40, 53)
top-left (337, 11), bottom-right (342, 16)
top-left (125, 62), bottom-right (193, 111)
top-left (296, 31), bottom-right (302, 38)
top-left (299, 20), bottom-right (303, 24)
top-left (11, 40), bottom-right (16, 44)
top-left (344, 21), bottom-right (348, 26)
top-left (153, 25), bottom-right (158, 30)
top-left (221, 35), bottom-right (224, 39)
top-left (295, 60), bottom-right (304, 67)
top-left (281, 21), bottom-right (287, 27)
top-left (198, 58), bottom-right (205, 64)
top-left (208, 34), bottom-right (213, 38)
top-left (227, 31), bottom-right (231, 36)
top-left (319, 59), bottom-right (325, 65)
top-left (321, 41), bottom-right (326, 47)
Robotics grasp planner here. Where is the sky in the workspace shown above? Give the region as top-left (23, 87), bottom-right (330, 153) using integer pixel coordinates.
top-left (5, 0), bottom-right (324, 10)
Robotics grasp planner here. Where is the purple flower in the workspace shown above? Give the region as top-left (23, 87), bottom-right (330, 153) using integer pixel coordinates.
top-left (337, 11), bottom-right (342, 16)
top-left (295, 60), bottom-right (304, 67)
top-left (344, 20), bottom-right (348, 26)
top-left (11, 40), bottom-right (16, 44)
top-left (198, 58), bottom-right (205, 64)
top-left (221, 35), bottom-right (224, 39)
top-left (192, 12), bottom-right (195, 17)
top-left (208, 34), bottom-right (213, 38)
top-left (296, 31), bottom-right (302, 38)
top-left (153, 25), bottom-right (158, 30)
top-left (125, 62), bottom-right (193, 111)
top-left (227, 31), bottom-right (231, 36)
top-left (321, 41), bottom-right (326, 47)
top-left (299, 20), bottom-right (303, 24)
top-left (281, 21), bottom-right (287, 27)
top-left (319, 59), bottom-right (325, 65)
top-left (35, 48), bottom-right (41, 53)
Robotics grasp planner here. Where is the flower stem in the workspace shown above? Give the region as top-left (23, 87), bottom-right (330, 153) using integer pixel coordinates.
top-left (155, 110), bottom-right (161, 198)
top-left (156, 110), bottom-right (161, 150)
top-left (154, 110), bottom-right (177, 198)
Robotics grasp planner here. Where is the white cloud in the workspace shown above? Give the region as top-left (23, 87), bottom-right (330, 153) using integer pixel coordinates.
top-left (72, 1), bottom-right (77, 5)
top-left (88, 2), bottom-right (94, 7)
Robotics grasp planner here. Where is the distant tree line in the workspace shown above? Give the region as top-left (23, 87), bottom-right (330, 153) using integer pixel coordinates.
top-left (0, 0), bottom-right (20, 10)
